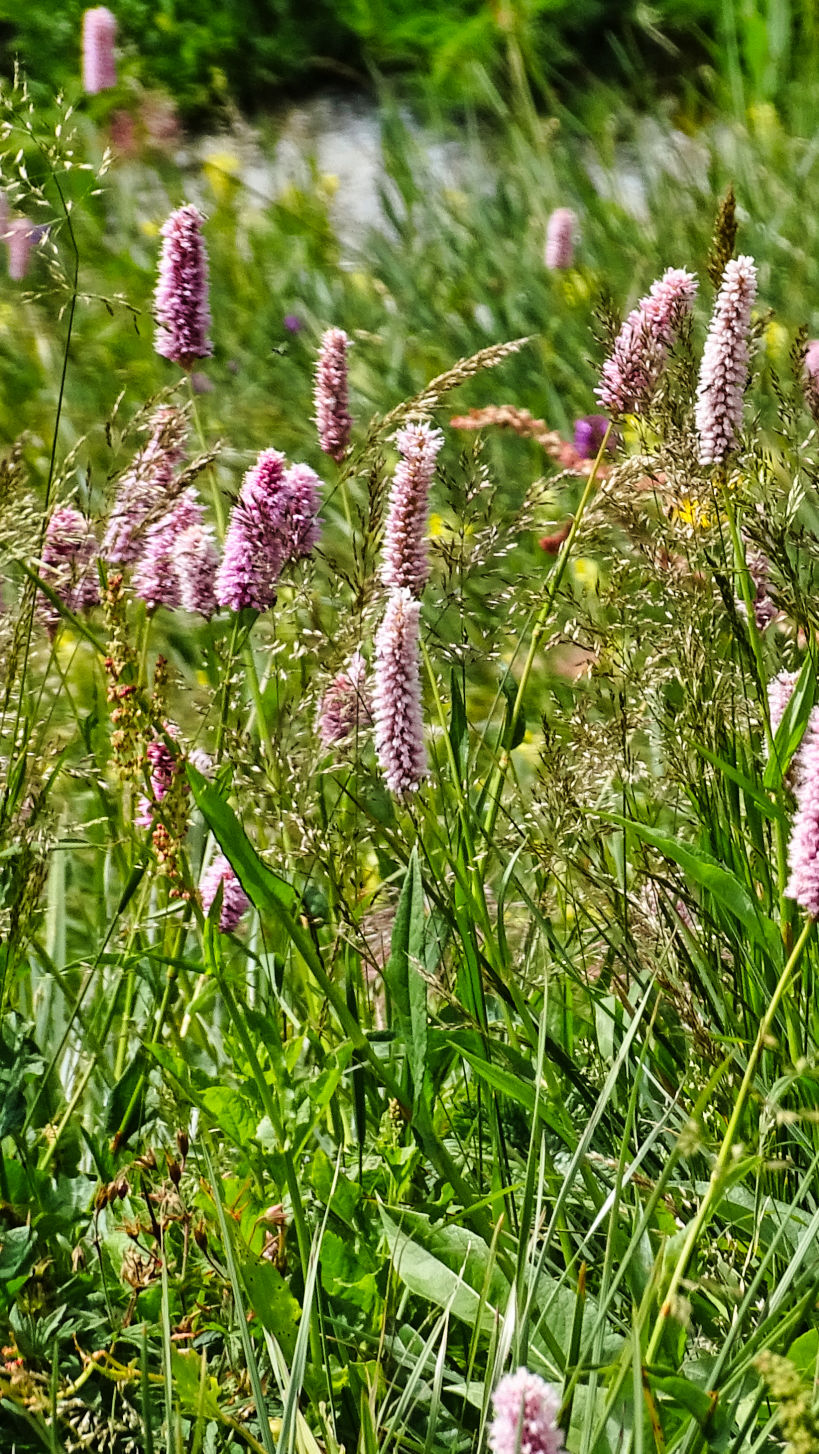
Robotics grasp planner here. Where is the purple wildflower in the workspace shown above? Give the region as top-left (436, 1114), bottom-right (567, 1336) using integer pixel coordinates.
top-left (283, 314), bottom-right (303, 335)
top-left (382, 421), bottom-right (444, 596)
top-left (573, 414), bottom-right (612, 460)
top-left (768, 670), bottom-right (800, 745)
top-left (695, 255), bottom-right (757, 466)
top-left (488, 1369), bottom-right (566, 1454)
top-left (597, 266), bottom-right (698, 414)
top-left (132, 488), bottom-right (204, 611)
top-left (154, 205), bottom-right (213, 370)
top-left (7, 218), bottom-right (33, 282)
top-left (136, 730), bottom-right (184, 828)
top-left (786, 705), bottom-right (819, 916)
top-left (216, 451), bottom-right (321, 613)
top-left (545, 208), bottom-right (576, 270)
top-left (216, 449), bottom-right (287, 613)
top-left (314, 327), bottom-right (352, 462)
top-left (803, 340), bottom-right (819, 422)
top-left (200, 854), bottom-right (250, 932)
top-left (176, 521), bottom-right (220, 617)
top-left (373, 588), bottom-right (426, 796)
top-left (102, 406), bottom-right (188, 565)
top-left (745, 548), bottom-right (778, 631)
top-left (82, 7), bottom-right (117, 95)
top-left (317, 651), bottom-right (373, 747)
top-left (40, 505), bottom-right (99, 633)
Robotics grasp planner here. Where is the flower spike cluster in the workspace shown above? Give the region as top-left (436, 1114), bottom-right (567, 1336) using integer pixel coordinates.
top-left (103, 406), bottom-right (188, 565)
top-left (82, 7), bottom-right (117, 95)
top-left (314, 327), bottom-right (352, 462)
top-left (216, 449), bottom-right (321, 613)
top-left (318, 651), bottom-right (373, 747)
top-left (786, 705), bottom-right (819, 917)
top-left (372, 589), bottom-right (427, 796)
top-left (40, 505), bottom-right (99, 633)
top-left (597, 266), bottom-right (698, 414)
top-left (488, 1369), bottom-right (566, 1454)
top-left (382, 421), bottom-right (444, 595)
top-left (200, 855), bottom-right (250, 932)
top-left (154, 205), bottom-right (213, 370)
top-left (695, 254), bottom-right (757, 465)
top-left (133, 489), bottom-right (209, 612)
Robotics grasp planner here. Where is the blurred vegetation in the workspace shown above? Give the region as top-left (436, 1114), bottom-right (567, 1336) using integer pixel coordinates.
top-left (0, 0), bottom-right (817, 126)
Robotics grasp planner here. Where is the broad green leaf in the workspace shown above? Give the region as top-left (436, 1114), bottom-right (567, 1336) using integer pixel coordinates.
top-left (384, 848), bottom-right (428, 1108)
top-left (187, 766), bottom-right (296, 913)
top-left (241, 1257), bottom-right (301, 1361)
top-left (379, 1206), bottom-right (500, 1334)
top-left (170, 1347), bottom-right (222, 1421)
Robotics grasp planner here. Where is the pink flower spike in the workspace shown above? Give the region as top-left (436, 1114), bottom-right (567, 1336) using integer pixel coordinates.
top-left (545, 208), bottom-right (576, 270)
top-left (489, 1369), bottom-right (566, 1454)
top-left (786, 705), bottom-right (819, 917)
top-left (280, 462), bottom-right (321, 560)
top-left (40, 505), bottom-right (99, 633)
top-left (82, 7), bottom-right (117, 95)
top-left (382, 420), bottom-right (444, 596)
top-left (314, 328), bottom-right (352, 462)
top-left (176, 521), bottom-right (220, 618)
top-left (7, 218), bottom-right (34, 282)
top-left (216, 449), bottom-right (287, 613)
top-left (102, 405), bottom-right (188, 565)
top-left (132, 488), bottom-right (204, 611)
top-left (804, 339), bottom-right (819, 421)
top-left (318, 650), bottom-right (373, 747)
top-left (136, 728), bottom-right (185, 828)
top-left (597, 266), bottom-right (698, 415)
top-left (200, 854), bottom-right (250, 932)
top-left (695, 254), bottom-right (757, 465)
top-left (373, 588), bottom-right (426, 796)
top-left (154, 205), bottom-right (213, 370)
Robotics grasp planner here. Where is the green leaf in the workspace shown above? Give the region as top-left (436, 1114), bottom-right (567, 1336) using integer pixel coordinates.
top-left (692, 740), bottom-right (784, 821)
top-left (104, 1049), bottom-right (150, 1140)
top-left (384, 848), bottom-right (428, 1109)
top-left (241, 1257), bottom-right (301, 1361)
top-left (448, 669), bottom-right (468, 779)
top-left (170, 1347), bottom-right (222, 1421)
top-left (379, 1206), bottom-right (500, 1334)
top-left (187, 766), bottom-right (297, 914)
top-left (0, 1225), bottom-right (36, 1282)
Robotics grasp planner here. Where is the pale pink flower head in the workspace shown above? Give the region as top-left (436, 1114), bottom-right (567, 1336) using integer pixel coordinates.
top-left (373, 588), bottom-right (426, 796)
top-left (317, 651), bottom-right (373, 747)
top-left (314, 327), bottom-right (352, 462)
top-left (7, 217), bottom-right (34, 282)
top-left (786, 705), bottom-right (819, 916)
top-left (488, 1369), bottom-right (565, 1454)
top-left (803, 339), bottom-right (819, 422)
top-left (176, 521), bottom-right (220, 617)
top-left (136, 726), bottom-right (185, 828)
top-left (545, 208), bottom-right (576, 270)
top-left (40, 505), bottom-right (99, 633)
top-left (154, 204), bottom-right (213, 370)
top-left (216, 449), bottom-right (287, 613)
top-left (382, 421), bottom-right (444, 596)
top-left (766, 668), bottom-right (800, 764)
top-left (695, 254), bottom-right (757, 466)
top-left (279, 462), bottom-right (321, 560)
top-left (597, 266), bottom-right (698, 415)
top-left (200, 854), bottom-right (250, 932)
top-left (82, 7), bottom-right (117, 95)
top-left (132, 488), bottom-right (204, 611)
top-left (102, 405), bottom-right (188, 565)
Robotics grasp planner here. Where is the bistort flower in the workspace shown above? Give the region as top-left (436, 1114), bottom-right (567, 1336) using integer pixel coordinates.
top-left (132, 489), bottom-right (204, 611)
top-left (216, 450), bottom-right (320, 612)
top-left (154, 205), bottom-right (213, 369)
top-left (40, 505), bottom-right (99, 633)
top-left (803, 339), bottom-right (819, 422)
top-left (695, 254), bottom-right (757, 465)
top-left (488, 1369), bottom-right (566, 1454)
top-left (382, 421), bottom-right (444, 596)
top-left (786, 704), bottom-right (819, 917)
top-left (373, 588), bottom-right (426, 796)
top-left (597, 266), bottom-right (698, 414)
top-left (102, 405), bottom-right (188, 564)
top-left (544, 208), bottom-right (576, 270)
top-left (82, 7), bottom-right (117, 94)
top-left (176, 521), bottom-right (220, 617)
top-left (314, 327), bottom-right (352, 462)
top-left (200, 854), bottom-right (250, 932)
top-left (768, 669), bottom-right (799, 745)
top-left (317, 651), bottom-right (373, 747)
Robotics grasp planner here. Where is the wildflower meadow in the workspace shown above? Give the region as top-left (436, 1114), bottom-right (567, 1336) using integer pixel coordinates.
top-left (6, 6), bottom-right (819, 1453)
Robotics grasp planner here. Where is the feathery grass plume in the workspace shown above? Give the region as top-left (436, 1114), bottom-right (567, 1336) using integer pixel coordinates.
top-left (373, 588), bottom-right (426, 796)
top-left (176, 521), bottom-right (219, 617)
top-left (803, 339), bottom-right (819, 422)
top-left (382, 421), bottom-right (444, 595)
top-left (314, 327), bottom-right (352, 462)
top-left (81, 7), bottom-right (117, 95)
top-left (317, 651), bottom-right (373, 747)
top-left (786, 704), bottom-right (819, 916)
top-left (545, 207), bottom-right (576, 270)
top-left (102, 405), bottom-right (188, 564)
top-left (154, 205), bottom-right (213, 370)
top-left (706, 183), bottom-right (738, 288)
top-left (695, 254), bottom-right (757, 465)
top-left (216, 448), bottom-right (287, 612)
top-left (40, 505), bottom-right (99, 633)
top-left (132, 488), bottom-right (204, 611)
top-left (7, 217), bottom-right (33, 282)
top-left (488, 1369), bottom-right (566, 1454)
top-left (200, 854), bottom-right (250, 932)
top-left (597, 266), bottom-right (698, 414)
